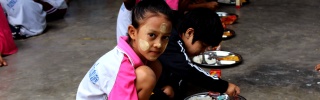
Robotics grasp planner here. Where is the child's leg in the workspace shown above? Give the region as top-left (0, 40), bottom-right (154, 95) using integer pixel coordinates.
top-left (34, 1), bottom-right (67, 21)
top-left (148, 60), bottom-right (175, 99)
top-left (147, 60), bottom-right (162, 81)
top-left (135, 65), bottom-right (157, 100)
top-left (0, 55), bottom-right (7, 67)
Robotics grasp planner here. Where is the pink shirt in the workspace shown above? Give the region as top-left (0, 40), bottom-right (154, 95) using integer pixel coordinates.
top-left (166, 0), bottom-right (179, 10)
top-left (77, 36), bottom-right (143, 100)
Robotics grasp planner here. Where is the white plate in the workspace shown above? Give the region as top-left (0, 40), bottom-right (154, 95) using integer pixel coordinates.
top-left (191, 51), bottom-right (242, 68)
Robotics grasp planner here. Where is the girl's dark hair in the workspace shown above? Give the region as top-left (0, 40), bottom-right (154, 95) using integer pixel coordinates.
top-left (131, 0), bottom-right (174, 29)
top-left (178, 8), bottom-right (223, 47)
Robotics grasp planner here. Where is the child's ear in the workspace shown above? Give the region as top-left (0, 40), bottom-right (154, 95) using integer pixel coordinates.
top-left (185, 28), bottom-right (194, 40)
top-left (128, 25), bottom-right (137, 40)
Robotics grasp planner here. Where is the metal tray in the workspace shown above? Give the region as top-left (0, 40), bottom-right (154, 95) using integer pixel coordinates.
top-left (185, 92), bottom-right (246, 100)
top-left (223, 29), bottom-right (236, 40)
top-left (191, 51), bottom-right (242, 69)
top-left (217, 12), bottom-right (238, 18)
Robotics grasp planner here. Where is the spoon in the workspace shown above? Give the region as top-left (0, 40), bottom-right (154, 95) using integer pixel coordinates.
top-left (201, 53), bottom-right (207, 64)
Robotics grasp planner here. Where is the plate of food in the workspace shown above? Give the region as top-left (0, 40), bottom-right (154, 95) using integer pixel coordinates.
top-left (191, 51), bottom-right (242, 69)
top-left (184, 92), bottom-right (246, 100)
top-left (223, 29), bottom-right (235, 40)
top-left (216, 12), bottom-right (238, 25)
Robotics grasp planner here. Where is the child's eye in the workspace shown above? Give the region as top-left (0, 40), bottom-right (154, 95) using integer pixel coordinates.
top-left (162, 36), bottom-right (170, 40)
top-left (148, 33), bottom-right (156, 38)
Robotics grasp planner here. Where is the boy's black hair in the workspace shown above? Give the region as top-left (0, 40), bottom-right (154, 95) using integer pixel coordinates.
top-left (131, 0), bottom-right (174, 29)
top-left (178, 8), bottom-right (223, 47)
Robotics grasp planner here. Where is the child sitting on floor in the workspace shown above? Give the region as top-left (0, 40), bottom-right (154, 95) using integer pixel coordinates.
top-left (76, 0), bottom-right (173, 100)
top-left (0, 5), bottom-right (18, 67)
top-left (155, 8), bottom-right (240, 99)
top-left (0, 0), bottom-right (46, 39)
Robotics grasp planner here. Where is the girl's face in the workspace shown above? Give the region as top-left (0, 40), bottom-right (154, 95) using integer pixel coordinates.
top-left (128, 13), bottom-right (172, 62)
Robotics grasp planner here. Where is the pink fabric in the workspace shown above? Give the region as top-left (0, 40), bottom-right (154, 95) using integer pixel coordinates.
top-left (0, 5), bottom-right (18, 55)
top-left (108, 36), bottom-right (143, 100)
top-left (117, 36), bottom-right (144, 68)
top-left (108, 55), bottom-right (138, 100)
top-left (166, 0), bottom-right (179, 10)
top-left (135, 0), bottom-right (140, 4)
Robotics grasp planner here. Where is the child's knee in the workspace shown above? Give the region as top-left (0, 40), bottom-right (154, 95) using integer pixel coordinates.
top-left (136, 65), bottom-right (157, 88)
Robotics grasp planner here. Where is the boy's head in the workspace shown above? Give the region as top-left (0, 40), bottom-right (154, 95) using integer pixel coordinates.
top-left (178, 8), bottom-right (223, 57)
top-left (128, 0), bottom-right (173, 61)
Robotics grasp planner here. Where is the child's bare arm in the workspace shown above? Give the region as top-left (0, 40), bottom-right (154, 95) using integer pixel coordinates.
top-left (189, 1), bottom-right (218, 10)
top-left (179, 0), bottom-right (218, 12)
top-left (225, 83), bottom-right (240, 97)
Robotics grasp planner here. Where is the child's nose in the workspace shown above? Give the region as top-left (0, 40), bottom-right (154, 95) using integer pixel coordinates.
top-left (154, 43), bottom-right (161, 48)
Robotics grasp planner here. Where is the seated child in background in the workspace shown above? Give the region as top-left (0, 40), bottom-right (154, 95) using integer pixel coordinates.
top-left (76, 0), bottom-right (174, 100)
top-left (0, 5), bottom-right (18, 67)
top-left (155, 8), bottom-right (240, 99)
top-left (33, 0), bottom-right (68, 21)
top-left (116, 0), bottom-right (179, 43)
top-left (0, 0), bottom-right (46, 39)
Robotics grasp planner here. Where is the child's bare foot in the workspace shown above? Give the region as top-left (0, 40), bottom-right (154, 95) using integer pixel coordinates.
top-left (0, 56), bottom-right (8, 67)
top-left (315, 64), bottom-right (320, 71)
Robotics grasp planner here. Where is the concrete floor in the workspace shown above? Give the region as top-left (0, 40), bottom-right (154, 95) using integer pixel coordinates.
top-left (1, 0), bottom-right (320, 100)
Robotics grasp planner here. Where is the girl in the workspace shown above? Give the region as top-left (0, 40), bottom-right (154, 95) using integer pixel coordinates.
top-left (76, 0), bottom-right (173, 100)
top-left (116, 0), bottom-right (179, 43)
top-left (0, 5), bottom-right (18, 67)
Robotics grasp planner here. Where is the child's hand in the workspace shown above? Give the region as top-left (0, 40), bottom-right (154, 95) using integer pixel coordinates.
top-left (315, 64), bottom-right (320, 72)
top-left (225, 83), bottom-right (240, 97)
top-left (162, 85), bottom-right (174, 99)
top-left (0, 56), bottom-right (8, 67)
top-left (205, 1), bottom-right (219, 10)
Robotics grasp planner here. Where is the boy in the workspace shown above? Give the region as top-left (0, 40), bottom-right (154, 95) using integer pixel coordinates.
top-left (156, 8), bottom-right (240, 99)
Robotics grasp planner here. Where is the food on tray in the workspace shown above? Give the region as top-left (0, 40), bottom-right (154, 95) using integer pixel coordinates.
top-left (222, 23), bottom-right (226, 29)
top-left (220, 15), bottom-right (237, 25)
top-left (187, 95), bottom-right (212, 100)
top-left (193, 55), bottom-right (217, 64)
top-left (218, 55), bottom-right (240, 61)
top-left (223, 31), bottom-right (232, 37)
top-left (186, 93), bottom-right (229, 100)
top-left (191, 51), bottom-right (242, 67)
